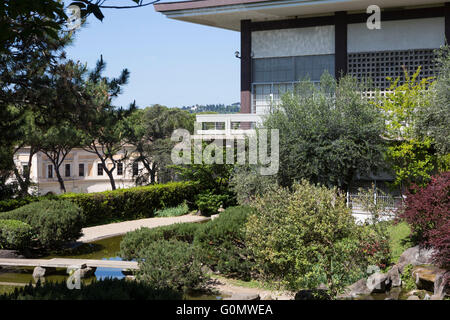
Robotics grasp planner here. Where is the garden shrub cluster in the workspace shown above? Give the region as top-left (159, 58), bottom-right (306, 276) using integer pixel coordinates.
top-left (60, 181), bottom-right (202, 226)
top-left (399, 172), bottom-right (450, 269)
top-left (0, 278), bottom-right (182, 300)
top-left (194, 206), bottom-right (255, 280)
top-left (0, 219), bottom-right (33, 250)
top-left (136, 239), bottom-right (206, 292)
top-left (119, 222), bottom-right (201, 260)
top-left (195, 191), bottom-right (230, 216)
top-left (246, 180), bottom-right (374, 295)
top-left (0, 199), bottom-right (83, 249)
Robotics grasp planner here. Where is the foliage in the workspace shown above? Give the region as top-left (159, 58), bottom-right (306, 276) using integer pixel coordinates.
top-left (0, 219), bottom-right (33, 251)
top-left (119, 222), bottom-right (201, 260)
top-left (155, 202), bottom-right (189, 217)
top-left (387, 221), bottom-right (413, 264)
top-left (374, 66), bottom-right (442, 188)
top-left (265, 73), bottom-right (386, 189)
top-left (386, 138), bottom-right (438, 188)
top-left (195, 191), bottom-right (230, 216)
top-left (401, 264), bottom-right (417, 292)
top-left (398, 172), bottom-right (450, 244)
top-left (60, 181), bottom-right (202, 226)
top-left (0, 199), bottom-right (83, 249)
top-left (0, 278), bottom-right (181, 300)
top-left (123, 105), bottom-right (195, 184)
top-left (399, 172), bottom-right (450, 269)
top-left (136, 239), bottom-right (207, 292)
top-left (194, 206), bottom-right (255, 280)
top-left (416, 46), bottom-right (450, 156)
top-left (247, 180), bottom-right (373, 296)
top-left (229, 165), bottom-right (277, 205)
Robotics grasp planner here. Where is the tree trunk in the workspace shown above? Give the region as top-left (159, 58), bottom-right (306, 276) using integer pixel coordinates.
top-left (105, 168), bottom-right (116, 190)
top-left (54, 167), bottom-right (66, 193)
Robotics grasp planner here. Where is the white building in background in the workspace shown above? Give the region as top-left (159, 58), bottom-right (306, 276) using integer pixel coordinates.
top-left (12, 146), bottom-right (143, 195)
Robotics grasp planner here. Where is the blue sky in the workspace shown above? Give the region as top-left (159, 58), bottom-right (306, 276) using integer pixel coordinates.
top-left (64, 1), bottom-right (240, 108)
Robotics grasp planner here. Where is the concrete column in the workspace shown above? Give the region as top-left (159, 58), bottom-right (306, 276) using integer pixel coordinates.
top-left (240, 19), bottom-right (252, 114)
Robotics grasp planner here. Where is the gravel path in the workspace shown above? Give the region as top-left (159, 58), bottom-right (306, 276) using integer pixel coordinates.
top-left (78, 214), bottom-right (210, 243)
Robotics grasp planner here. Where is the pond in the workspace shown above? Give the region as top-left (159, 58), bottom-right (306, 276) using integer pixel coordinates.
top-left (0, 234), bottom-right (227, 300)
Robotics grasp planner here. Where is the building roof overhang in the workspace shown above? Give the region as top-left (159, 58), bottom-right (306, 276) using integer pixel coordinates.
top-left (154, 0), bottom-right (446, 31)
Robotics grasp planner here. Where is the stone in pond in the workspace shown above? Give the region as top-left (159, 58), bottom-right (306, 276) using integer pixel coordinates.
top-left (366, 272), bottom-right (391, 293)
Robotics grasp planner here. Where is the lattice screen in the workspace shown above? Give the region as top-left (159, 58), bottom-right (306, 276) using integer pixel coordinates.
top-left (347, 49), bottom-right (437, 90)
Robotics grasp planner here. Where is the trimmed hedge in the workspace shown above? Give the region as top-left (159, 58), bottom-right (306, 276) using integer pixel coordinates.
top-left (119, 222), bottom-right (201, 260)
top-left (60, 181), bottom-right (201, 226)
top-left (0, 199), bottom-right (83, 249)
top-left (0, 278), bottom-right (182, 300)
top-left (0, 219), bottom-right (33, 250)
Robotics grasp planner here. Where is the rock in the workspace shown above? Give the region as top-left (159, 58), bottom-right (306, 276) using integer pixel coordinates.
top-left (67, 265), bottom-right (96, 279)
top-left (210, 214), bottom-right (219, 220)
top-left (407, 295), bottom-right (420, 300)
top-left (201, 265), bottom-right (213, 275)
top-left (397, 246), bottom-right (435, 272)
top-left (430, 294), bottom-right (444, 300)
top-left (366, 272), bottom-right (391, 293)
top-left (412, 265), bottom-right (446, 292)
top-left (217, 206), bottom-right (225, 213)
top-left (433, 270), bottom-right (449, 297)
top-left (337, 278), bottom-right (371, 299)
top-left (295, 289), bottom-right (331, 300)
top-left (388, 265), bottom-right (402, 287)
top-left (33, 266), bottom-right (56, 279)
top-left (0, 249), bottom-right (26, 259)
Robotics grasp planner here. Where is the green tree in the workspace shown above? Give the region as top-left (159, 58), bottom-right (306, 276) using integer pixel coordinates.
top-left (123, 105), bottom-right (194, 184)
top-left (264, 73), bottom-right (386, 190)
top-left (374, 67), bottom-right (440, 188)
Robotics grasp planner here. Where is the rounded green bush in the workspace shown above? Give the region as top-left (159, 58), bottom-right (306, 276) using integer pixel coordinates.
top-left (136, 239), bottom-right (206, 292)
top-left (0, 219), bottom-right (33, 250)
top-left (0, 199), bottom-right (84, 249)
top-left (119, 223), bottom-right (200, 260)
top-left (194, 206), bottom-right (255, 280)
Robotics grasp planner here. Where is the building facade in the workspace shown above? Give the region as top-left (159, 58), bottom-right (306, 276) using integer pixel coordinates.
top-left (155, 0), bottom-right (449, 131)
top-left (12, 147), bottom-right (142, 195)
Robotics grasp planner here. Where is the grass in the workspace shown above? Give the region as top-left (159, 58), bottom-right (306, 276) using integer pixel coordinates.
top-left (387, 221), bottom-right (413, 264)
top-left (154, 202), bottom-right (189, 217)
top-left (209, 274), bottom-right (285, 292)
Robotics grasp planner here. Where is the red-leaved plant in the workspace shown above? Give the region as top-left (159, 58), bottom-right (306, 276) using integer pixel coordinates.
top-left (399, 172), bottom-right (450, 269)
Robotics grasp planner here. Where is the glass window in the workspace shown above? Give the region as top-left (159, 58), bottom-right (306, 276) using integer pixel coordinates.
top-left (117, 162), bottom-right (123, 175)
top-left (79, 163), bottom-right (84, 177)
top-left (65, 164), bottom-right (71, 177)
top-left (132, 162), bottom-right (139, 176)
top-left (97, 163), bottom-right (103, 176)
top-left (47, 164), bottom-right (53, 178)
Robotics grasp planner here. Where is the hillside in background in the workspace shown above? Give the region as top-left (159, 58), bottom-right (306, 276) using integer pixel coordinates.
top-left (180, 103), bottom-right (240, 114)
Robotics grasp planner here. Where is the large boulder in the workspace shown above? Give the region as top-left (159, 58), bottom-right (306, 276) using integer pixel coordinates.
top-left (397, 246), bottom-right (435, 272)
top-left (0, 249), bottom-right (26, 259)
top-left (434, 271), bottom-right (450, 298)
top-left (337, 278), bottom-right (371, 299)
top-left (412, 265), bottom-right (447, 293)
top-left (388, 265), bottom-right (402, 287)
top-left (366, 272), bottom-right (391, 293)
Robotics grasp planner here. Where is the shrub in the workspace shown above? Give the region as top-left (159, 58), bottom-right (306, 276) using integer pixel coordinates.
top-left (401, 264), bottom-right (416, 291)
top-left (154, 202), bottom-right (189, 217)
top-left (60, 181), bottom-right (201, 226)
top-left (229, 165), bottom-right (277, 205)
top-left (398, 172), bottom-right (450, 259)
top-left (194, 206), bottom-right (255, 280)
top-left (119, 222), bottom-right (201, 260)
top-left (195, 191), bottom-right (229, 216)
top-left (0, 199), bottom-right (83, 249)
top-left (0, 278), bottom-right (181, 300)
top-left (247, 181), bottom-right (371, 296)
top-left (0, 219), bottom-right (33, 251)
top-left (136, 239), bottom-right (206, 292)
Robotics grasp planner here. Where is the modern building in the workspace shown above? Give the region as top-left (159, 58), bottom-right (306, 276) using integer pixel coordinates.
top-left (12, 147), bottom-right (143, 195)
top-left (155, 0), bottom-right (449, 132)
